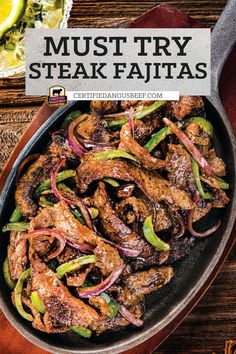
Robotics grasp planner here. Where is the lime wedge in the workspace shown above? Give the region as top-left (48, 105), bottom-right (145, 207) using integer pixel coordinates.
top-left (0, 0), bottom-right (26, 38)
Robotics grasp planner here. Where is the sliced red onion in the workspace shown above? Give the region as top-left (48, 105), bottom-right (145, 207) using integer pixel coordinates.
top-left (103, 111), bottom-right (130, 119)
top-left (77, 266), bottom-right (124, 298)
top-left (68, 116), bottom-right (87, 156)
top-left (23, 228), bottom-right (66, 260)
top-left (68, 136), bottom-right (86, 156)
top-left (102, 238), bottom-right (141, 257)
top-left (61, 189), bottom-right (96, 231)
top-left (163, 118), bottom-right (215, 175)
top-left (129, 107), bottom-right (135, 138)
top-left (187, 212), bottom-right (221, 238)
top-left (76, 136), bottom-right (119, 150)
top-left (173, 211), bottom-right (186, 238)
top-left (187, 192), bottom-right (221, 238)
top-left (67, 240), bottom-right (92, 254)
top-left (50, 157), bottom-right (76, 204)
top-left (119, 305), bottom-right (143, 327)
top-left (50, 158), bottom-right (96, 231)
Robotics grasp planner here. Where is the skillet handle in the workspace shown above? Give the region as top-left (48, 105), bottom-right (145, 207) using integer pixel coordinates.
top-left (211, 0), bottom-right (236, 94)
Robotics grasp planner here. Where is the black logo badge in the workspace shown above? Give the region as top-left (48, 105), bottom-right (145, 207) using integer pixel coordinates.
top-left (47, 85), bottom-right (67, 106)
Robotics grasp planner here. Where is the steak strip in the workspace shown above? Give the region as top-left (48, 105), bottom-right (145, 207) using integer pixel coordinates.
top-left (76, 151), bottom-right (195, 211)
top-left (93, 182), bottom-right (169, 265)
top-left (29, 201), bottom-right (123, 276)
top-left (120, 122), bottom-right (165, 170)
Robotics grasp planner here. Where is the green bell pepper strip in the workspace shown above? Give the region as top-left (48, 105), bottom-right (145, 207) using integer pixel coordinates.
top-left (70, 208), bottom-right (85, 224)
top-left (100, 292), bottom-right (119, 318)
top-left (3, 257), bottom-right (16, 290)
top-left (143, 216), bottom-right (170, 251)
top-left (31, 291), bottom-right (45, 314)
top-left (103, 178), bottom-right (120, 187)
top-left (145, 116), bottom-right (212, 153)
top-left (70, 326), bottom-right (92, 338)
top-left (107, 100), bottom-right (166, 129)
top-left (216, 180), bottom-right (229, 189)
top-left (184, 116), bottom-right (213, 136)
top-left (57, 183), bottom-right (74, 194)
top-left (2, 222), bottom-right (29, 233)
top-left (163, 117), bottom-right (215, 175)
top-left (108, 118), bottom-right (129, 129)
top-left (94, 149), bottom-right (137, 162)
top-left (14, 268), bottom-right (34, 321)
top-left (39, 197), bottom-right (55, 207)
top-left (89, 207), bottom-right (99, 219)
top-left (61, 110), bottom-right (82, 129)
top-left (145, 127), bottom-right (172, 152)
top-left (212, 176), bottom-right (229, 190)
top-left (84, 281), bottom-right (119, 318)
top-left (200, 175), bottom-right (230, 190)
top-left (9, 206), bottom-right (22, 223)
top-left (56, 255), bottom-right (97, 279)
top-left (34, 169), bottom-right (76, 198)
top-left (192, 158), bottom-right (212, 200)
top-left (134, 100), bottom-right (165, 119)
top-left (38, 183), bottom-right (74, 207)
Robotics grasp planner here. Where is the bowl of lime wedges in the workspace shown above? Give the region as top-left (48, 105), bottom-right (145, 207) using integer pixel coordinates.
top-left (0, 0), bottom-right (73, 78)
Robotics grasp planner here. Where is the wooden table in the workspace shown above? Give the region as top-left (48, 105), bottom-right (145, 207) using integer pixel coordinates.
top-left (1, 1), bottom-right (236, 353)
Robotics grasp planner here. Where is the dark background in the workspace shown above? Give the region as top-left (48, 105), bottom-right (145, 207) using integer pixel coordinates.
top-left (1, 1), bottom-right (236, 353)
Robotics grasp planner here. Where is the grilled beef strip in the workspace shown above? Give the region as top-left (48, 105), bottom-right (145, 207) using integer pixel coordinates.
top-left (184, 122), bottom-right (226, 177)
top-left (66, 264), bottom-right (94, 287)
top-left (15, 127), bottom-right (79, 219)
top-left (120, 100), bottom-right (155, 111)
top-left (7, 231), bottom-right (28, 280)
top-left (185, 122), bottom-right (210, 146)
top-left (192, 189), bottom-right (229, 222)
top-left (115, 195), bottom-right (172, 232)
top-left (76, 114), bottom-right (119, 144)
top-left (91, 303), bottom-right (143, 335)
top-left (29, 201), bottom-right (124, 276)
top-left (165, 96), bottom-right (204, 121)
top-left (90, 100), bottom-right (119, 115)
top-left (93, 182), bottom-right (169, 265)
top-left (57, 245), bottom-right (92, 287)
top-left (57, 245), bottom-right (80, 264)
top-left (119, 122), bottom-right (166, 170)
top-left (127, 119), bottom-right (162, 145)
top-left (165, 144), bottom-right (196, 194)
top-left (204, 148), bottom-right (226, 177)
top-left (76, 151), bottom-right (195, 211)
top-left (115, 196), bottom-right (151, 224)
top-left (92, 266), bottom-right (173, 334)
top-left (30, 254), bottom-right (100, 332)
top-left (116, 183), bottom-right (136, 199)
top-left (117, 266), bottom-right (173, 307)
top-left (49, 130), bottom-right (78, 160)
top-left (15, 154), bottom-right (58, 217)
top-left (165, 143), bottom-right (229, 223)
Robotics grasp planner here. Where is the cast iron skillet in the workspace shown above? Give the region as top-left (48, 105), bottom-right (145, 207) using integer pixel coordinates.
top-left (0, 1), bottom-right (236, 353)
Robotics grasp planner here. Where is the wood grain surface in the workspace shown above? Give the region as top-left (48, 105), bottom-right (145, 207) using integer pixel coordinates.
top-left (1, 1), bottom-right (236, 354)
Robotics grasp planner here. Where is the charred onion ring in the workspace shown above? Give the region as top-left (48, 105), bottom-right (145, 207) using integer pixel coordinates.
top-left (68, 115), bottom-right (87, 155)
top-left (102, 238), bottom-right (141, 258)
top-left (77, 266), bottom-right (124, 298)
top-left (23, 229), bottom-right (66, 260)
top-left (119, 305), bottom-right (143, 327)
top-left (187, 193), bottom-right (221, 238)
